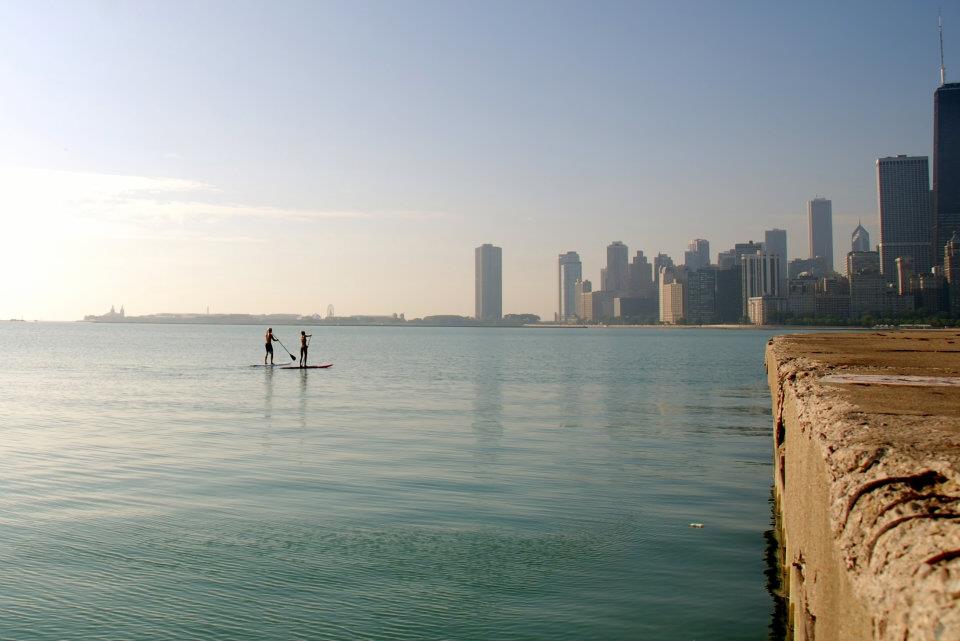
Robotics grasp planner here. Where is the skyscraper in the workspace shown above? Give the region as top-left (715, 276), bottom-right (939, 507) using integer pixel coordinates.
top-left (741, 251), bottom-right (781, 316)
top-left (474, 243), bottom-right (502, 321)
top-left (895, 256), bottom-right (915, 296)
top-left (733, 241), bottom-right (763, 260)
top-left (947, 231), bottom-right (960, 286)
top-left (851, 222), bottom-right (871, 252)
top-left (716, 249), bottom-right (737, 269)
top-left (715, 263), bottom-right (743, 323)
top-left (628, 251), bottom-right (653, 294)
top-left (685, 266), bottom-right (717, 324)
top-left (658, 266), bottom-right (685, 324)
top-left (575, 279), bottom-right (592, 320)
top-left (933, 80), bottom-right (960, 264)
top-left (945, 232), bottom-right (960, 316)
top-left (652, 253), bottom-right (674, 289)
top-left (846, 250), bottom-right (880, 278)
top-left (684, 239), bottom-right (710, 272)
top-left (876, 155), bottom-right (932, 278)
top-left (604, 241), bottom-right (629, 293)
top-left (557, 251), bottom-right (582, 322)
top-left (763, 229), bottom-right (787, 291)
top-left (808, 198), bottom-right (834, 272)
top-left (787, 256), bottom-right (829, 279)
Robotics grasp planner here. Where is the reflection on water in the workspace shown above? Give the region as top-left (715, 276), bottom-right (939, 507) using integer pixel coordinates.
top-left (471, 350), bottom-right (503, 460)
top-left (764, 487), bottom-right (789, 641)
top-left (557, 376), bottom-right (584, 431)
top-left (263, 367), bottom-right (274, 419)
top-left (298, 368), bottom-right (309, 424)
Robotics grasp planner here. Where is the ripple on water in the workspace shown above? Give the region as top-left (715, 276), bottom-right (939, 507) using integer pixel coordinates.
top-left (0, 324), bottom-right (786, 640)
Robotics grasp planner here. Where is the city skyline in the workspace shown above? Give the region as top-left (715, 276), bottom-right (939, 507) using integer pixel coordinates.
top-left (1, 2), bottom-right (955, 321)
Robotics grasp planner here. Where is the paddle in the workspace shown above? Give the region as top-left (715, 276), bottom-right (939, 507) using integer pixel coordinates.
top-left (275, 337), bottom-right (297, 361)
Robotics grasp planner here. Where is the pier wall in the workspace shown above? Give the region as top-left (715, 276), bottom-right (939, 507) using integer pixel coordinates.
top-left (765, 331), bottom-right (960, 641)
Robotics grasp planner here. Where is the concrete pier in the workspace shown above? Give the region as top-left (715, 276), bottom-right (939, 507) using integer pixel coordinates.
top-left (766, 331), bottom-right (960, 641)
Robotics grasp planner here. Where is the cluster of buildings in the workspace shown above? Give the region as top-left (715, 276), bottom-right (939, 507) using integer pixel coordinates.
top-left (472, 67), bottom-right (960, 326)
top-left (554, 197), bottom-right (959, 327)
top-left (550, 77), bottom-right (960, 325)
top-left (556, 235), bottom-right (787, 325)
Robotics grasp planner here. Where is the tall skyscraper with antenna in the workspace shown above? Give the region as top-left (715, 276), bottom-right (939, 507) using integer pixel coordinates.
top-left (941, 11), bottom-right (948, 87)
top-left (934, 14), bottom-right (960, 265)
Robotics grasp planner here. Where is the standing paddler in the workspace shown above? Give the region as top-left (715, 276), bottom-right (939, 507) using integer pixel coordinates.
top-left (299, 330), bottom-right (312, 368)
top-left (264, 327), bottom-right (279, 365)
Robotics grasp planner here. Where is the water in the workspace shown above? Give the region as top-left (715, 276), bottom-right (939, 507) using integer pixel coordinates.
top-left (1, 323), bottom-right (786, 640)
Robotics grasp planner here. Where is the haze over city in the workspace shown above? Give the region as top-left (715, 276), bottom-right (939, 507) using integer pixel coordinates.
top-left (1, 1), bottom-right (954, 321)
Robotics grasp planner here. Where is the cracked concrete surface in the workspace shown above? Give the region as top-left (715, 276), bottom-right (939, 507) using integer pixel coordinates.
top-left (766, 330), bottom-right (960, 641)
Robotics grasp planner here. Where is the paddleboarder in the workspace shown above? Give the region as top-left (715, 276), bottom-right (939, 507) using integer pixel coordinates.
top-left (264, 327), bottom-right (279, 365)
top-left (299, 330), bottom-right (313, 368)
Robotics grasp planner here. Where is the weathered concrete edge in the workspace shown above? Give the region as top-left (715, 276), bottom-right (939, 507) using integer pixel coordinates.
top-left (766, 337), bottom-right (960, 641)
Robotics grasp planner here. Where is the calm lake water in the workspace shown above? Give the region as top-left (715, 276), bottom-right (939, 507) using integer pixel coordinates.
top-left (1, 323), bottom-right (788, 640)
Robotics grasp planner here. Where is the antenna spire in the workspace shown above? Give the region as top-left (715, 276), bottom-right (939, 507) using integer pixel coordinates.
top-left (940, 10), bottom-right (947, 86)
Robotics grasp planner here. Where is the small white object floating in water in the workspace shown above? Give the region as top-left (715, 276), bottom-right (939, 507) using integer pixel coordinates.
top-left (689, 523), bottom-right (704, 528)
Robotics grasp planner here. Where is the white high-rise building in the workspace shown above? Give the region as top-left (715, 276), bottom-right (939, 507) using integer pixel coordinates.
top-left (557, 251), bottom-right (582, 322)
top-left (475, 244), bottom-right (502, 321)
top-left (658, 266), bottom-right (685, 324)
top-left (575, 279), bottom-right (592, 321)
top-left (741, 251), bottom-right (781, 315)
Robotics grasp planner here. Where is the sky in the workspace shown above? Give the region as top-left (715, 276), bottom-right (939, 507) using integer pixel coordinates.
top-left (0, 0), bottom-right (954, 320)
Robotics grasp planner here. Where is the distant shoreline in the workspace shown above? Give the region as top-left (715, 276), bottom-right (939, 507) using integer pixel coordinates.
top-left (79, 316), bottom-right (528, 328)
top-left (69, 318), bottom-right (870, 331)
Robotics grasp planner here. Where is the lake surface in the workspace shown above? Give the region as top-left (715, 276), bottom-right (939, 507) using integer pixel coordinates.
top-left (0, 323), bottom-right (788, 640)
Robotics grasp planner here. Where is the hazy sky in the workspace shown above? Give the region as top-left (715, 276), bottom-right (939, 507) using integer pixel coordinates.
top-left (0, 1), bottom-right (953, 320)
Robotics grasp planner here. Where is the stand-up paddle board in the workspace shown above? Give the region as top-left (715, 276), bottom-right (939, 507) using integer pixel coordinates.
top-left (279, 364), bottom-right (333, 369)
top-left (249, 363), bottom-right (292, 368)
